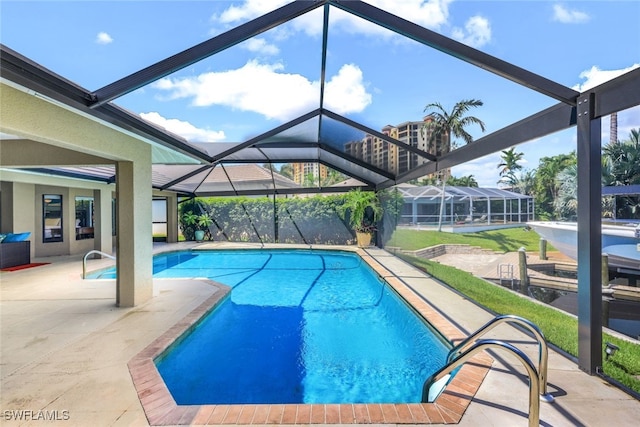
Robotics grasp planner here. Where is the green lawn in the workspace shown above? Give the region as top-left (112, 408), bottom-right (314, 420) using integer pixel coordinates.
top-left (386, 227), bottom-right (551, 252)
top-left (388, 229), bottom-right (640, 396)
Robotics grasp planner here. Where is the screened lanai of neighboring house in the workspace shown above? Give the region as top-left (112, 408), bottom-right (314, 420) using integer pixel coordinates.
top-left (2, 0), bottom-right (640, 374)
top-left (397, 185), bottom-right (533, 227)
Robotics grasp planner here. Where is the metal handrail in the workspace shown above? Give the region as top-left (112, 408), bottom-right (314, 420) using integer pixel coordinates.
top-left (82, 250), bottom-right (116, 279)
top-left (447, 314), bottom-right (553, 402)
top-left (423, 339), bottom-right (541, 427)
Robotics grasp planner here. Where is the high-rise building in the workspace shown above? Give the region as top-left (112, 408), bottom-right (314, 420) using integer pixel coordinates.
top-left (291, 163), bottom-right (328, 186)
top-left (344, 116), bottom-right (450, 180)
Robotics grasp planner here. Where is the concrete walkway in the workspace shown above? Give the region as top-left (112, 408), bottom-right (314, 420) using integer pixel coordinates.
top-left (1, 243), bottom-right (638, 426)
top-left (369, 250), bottom-right (639, 426)
top-left (428, 249), bottom-right (575, 283)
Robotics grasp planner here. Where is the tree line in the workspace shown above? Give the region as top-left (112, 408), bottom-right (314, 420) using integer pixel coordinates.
top-left (497, 129), bottom-right (640, 220)
top-left (237, 98), bottom-right (639, 224)
top-left (412, 97), bottom-right (638, 221)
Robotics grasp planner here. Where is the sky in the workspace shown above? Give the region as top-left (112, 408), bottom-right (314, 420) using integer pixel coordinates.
top-left (1, 0), bottom-right (639, 187)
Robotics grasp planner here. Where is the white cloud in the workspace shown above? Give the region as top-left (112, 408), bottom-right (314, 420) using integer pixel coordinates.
top-left (242, 37), bottom-right (279, 56)
top-left (452, 153), bottom-right (502, 187)
top-left (572, 64), bottom-right (640, 145)
top-left (451, 15), bottom-right (491, 48)
top-left (139, 112), bottom-right (226, 143)
top-left (151, 60), bottom-right (371, 121)
top-left (616, 107), bottom-right (640, 139)
top-left (95, 32), bottom-right (113, 45)
top-left (552, 4), bottom-right (590, 24)
top-left (216, 0), bottom-right (288, 24)
top-left (573, 64), bottom-right (640, 92)
top-left (338, 0), bottom-right (452, 33)
top-left (388, 0), bottom-right (452, 29)
top-left (324, 64), bottom-right (372, 113)
top-left (214, 0), bottom-right (452, 39)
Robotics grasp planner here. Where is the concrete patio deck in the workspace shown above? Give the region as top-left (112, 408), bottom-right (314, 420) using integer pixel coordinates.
top-left (1, 243), bottom-right (638, 426)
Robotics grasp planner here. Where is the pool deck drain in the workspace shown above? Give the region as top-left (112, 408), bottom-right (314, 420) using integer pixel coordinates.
top-left (128, 248), bottom-right (493, 425)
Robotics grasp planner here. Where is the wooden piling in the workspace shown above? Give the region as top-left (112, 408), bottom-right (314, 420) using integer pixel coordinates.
top-left (601, 253), bottom-right (609, 287)
top-left (518, 247), bottom-right (529, 294)
top-left (539, 238), bottom-right (547, 260)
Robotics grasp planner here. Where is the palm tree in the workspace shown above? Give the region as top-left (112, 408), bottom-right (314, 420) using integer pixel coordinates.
top-left (320, 167), bottom-right (346, 186)
top-left (551, 147), bottom-right (632, 220)
top-left (601, 158), bottom-right (616, 218)
top-left (602, 128), bottom-right (640, 219)
top-left (513, 169), bottom-right (535, 195)
top-left (422, 99), bottom-right (486, 230)
top-left (497, 147), bottom-right (524, 188)
top-left (603, 128), bottom-right (640, 185)
top-left (610, 112), bottom-right (618, 144)
top-left (531, 152), bottom-right (576, 219)
top-left (422, 98), bottom-right (486, 156)
top-left (417, 176), bottom-right (439, 186)
top-left (196, 213), bottom-right (214, 240)
top-left (447, 175), bottom-right (478, 187)
top-left (554, 164), bottom-right (579, 219)
top-left (180, 211), bottom-right (199, 240)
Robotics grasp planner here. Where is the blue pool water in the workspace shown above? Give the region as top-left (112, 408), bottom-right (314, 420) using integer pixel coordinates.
top-left (98, 250), bottom-right (450, 404)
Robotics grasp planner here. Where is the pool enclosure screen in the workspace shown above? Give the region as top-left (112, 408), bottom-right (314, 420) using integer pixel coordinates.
top-left (2, 0), bottom-right (639, 375)
top-left (177, 183), bottom-right (404, 247)
top-left (397, 185), bottom-right (534, 227)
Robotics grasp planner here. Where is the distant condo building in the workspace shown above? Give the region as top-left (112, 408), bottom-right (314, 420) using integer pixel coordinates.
top-left (290, 117), bottom-right (448, 186)
top-left (344, 116), bottom-right (450, 180)
top-left (292, 162), bottom-right (328, 185)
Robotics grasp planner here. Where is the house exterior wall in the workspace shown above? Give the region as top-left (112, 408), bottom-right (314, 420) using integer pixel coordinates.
top-left (1, 83), bottom-right (154, 306)
top-left (0, 177), bottom-right (171, 259)
top-left (1, 173), bottom-right (116, 258)
top-left (0, 181), bottom-right (35, 258)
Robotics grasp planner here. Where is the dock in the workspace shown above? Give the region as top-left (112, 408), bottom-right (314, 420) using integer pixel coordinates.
top-left (426, 248), bottom-right (640, 301)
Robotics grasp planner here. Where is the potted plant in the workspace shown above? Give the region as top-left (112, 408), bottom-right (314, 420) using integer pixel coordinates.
top-left (195, 213), bottom-right (213, 241)
top-left (339, 188), bottom-right (382, 247)
top-left (180, 211), bottom-right (198, 241)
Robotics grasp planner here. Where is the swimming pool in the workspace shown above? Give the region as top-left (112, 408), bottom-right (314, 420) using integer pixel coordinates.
top-left (108, 250), bottom-right (450, 404)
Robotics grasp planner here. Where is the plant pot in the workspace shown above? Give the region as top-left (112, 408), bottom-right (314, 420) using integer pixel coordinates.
top-left (194, 230), bottom-right (205, 241)
top-left (356, 231), bottom-right (373, 247)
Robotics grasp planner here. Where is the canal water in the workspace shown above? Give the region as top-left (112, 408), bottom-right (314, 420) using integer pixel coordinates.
top-left (502, 282), bottom-right (640, 341)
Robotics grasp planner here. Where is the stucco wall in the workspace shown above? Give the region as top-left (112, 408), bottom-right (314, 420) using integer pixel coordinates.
top-left (1, 175), bottom-right (116, 258)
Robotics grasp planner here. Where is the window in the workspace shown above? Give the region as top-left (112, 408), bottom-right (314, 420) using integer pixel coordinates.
top-left (152, 198), bottom-right (167, 242)
top-left (43, 194), bottom-right (63, 242)
top-left (112, 198), bottom-right (116, 236)
top-left (75, 196), bottom-right (94, 240)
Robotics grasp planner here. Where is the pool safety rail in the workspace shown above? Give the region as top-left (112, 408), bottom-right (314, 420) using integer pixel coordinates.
top-left (448, 314), bottom-right (553, 402)
top-left (424, 339), bottom-right (541, 427)
top-left (82, 250), bottom-right (116, 279)
top-left (422, 315), bottom-right (553, 427)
